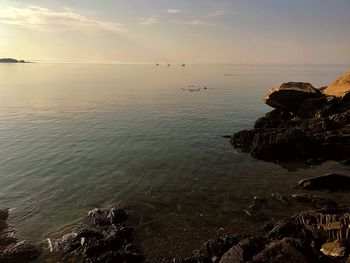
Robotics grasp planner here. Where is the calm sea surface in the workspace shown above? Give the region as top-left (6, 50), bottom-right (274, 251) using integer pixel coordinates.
top-left (0, 64), bottom-right (349, 260)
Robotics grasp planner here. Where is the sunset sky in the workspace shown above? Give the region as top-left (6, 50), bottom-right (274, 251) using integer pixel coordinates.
top-left (0, 0), bottom-right (349, 64)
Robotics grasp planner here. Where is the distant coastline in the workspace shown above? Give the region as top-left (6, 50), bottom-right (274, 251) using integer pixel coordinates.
top-left (0, 58), bottom-right (31, 63)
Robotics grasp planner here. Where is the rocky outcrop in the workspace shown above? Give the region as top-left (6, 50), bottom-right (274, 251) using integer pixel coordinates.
top-left (184, 198), bottom-right (350, 263)
top-left (264, 82), bottom-right (323, 113)
top-left (324, 71), bottom-right (350, 97)
top-left (230, 71), bottom-right (350, 163)
top-left (0, 58), bottom-right (27, 63)
top-left (46, 207), bottom-right (144, 263)
top-left (0, 209), bottom-right (41, 263)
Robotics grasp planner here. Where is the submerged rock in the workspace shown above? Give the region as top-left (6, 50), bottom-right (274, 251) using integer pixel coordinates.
top-left (298, 174), bottom-right (350, 191)
top-left (264, 82), bottom-right (323, 113)
top-left (324, 71), bottom-right (350, 97)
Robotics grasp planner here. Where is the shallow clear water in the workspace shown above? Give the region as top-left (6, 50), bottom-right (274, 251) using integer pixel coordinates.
top-left (0, 63), bottom-right (349, 260)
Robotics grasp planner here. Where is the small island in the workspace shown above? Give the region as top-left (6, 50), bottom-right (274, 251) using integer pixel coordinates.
top-left (0, 58), bottom-right (30, 63)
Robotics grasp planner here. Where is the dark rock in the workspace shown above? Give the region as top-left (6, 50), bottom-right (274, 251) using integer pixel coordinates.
top-left (261, 223), bottom-right (274, 232)
top-left (254, 196), bottom-right (267, 204)
top-left (0, 209), bottom-right (9, 221)
top-left (222, 135), bottom-right (232, 139)
top-left (182, 236), bottom-right (239, 263)
top-left (270, 193), bottom-right (289, 204)
top-left (0, 233), bottom-right (17, 246)
top-left (298, 97), bottom-right (327, 118)
top-left (232, 128), bottom-right (324, 162)
top-left (291, 193), bottom-right (338, 209)
top-left (265, 109), bottom-right (293, 120)
top-left (251, 238), bottom-right (309, 263)
top-left (0, 243), bottom-right (41, 263)
top-left (298, 173), bottom-right (350, 191)
top-left (0, 220), bottom-right (7, 233)
top-left (219, 237), bottom-right (266, 263)
top-left (231, 73), bottom-right (350, 164)
top-left (88, 207), bottom-right (128, 226)
top-left (49, 207), bottom-right (143, 263)
top-left (264, 82), bottom-right (323, 113)
top-left (268, 219), bottom-right (311, 243)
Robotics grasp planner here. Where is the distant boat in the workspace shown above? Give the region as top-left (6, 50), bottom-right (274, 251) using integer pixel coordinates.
top-left (181, 60), bottom-right (186, 67)
top-left (155, 59), bottom-right (159, 66)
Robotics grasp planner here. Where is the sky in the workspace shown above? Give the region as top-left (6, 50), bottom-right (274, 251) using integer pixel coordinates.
top-left (0, 0), bottom-right (349, 64)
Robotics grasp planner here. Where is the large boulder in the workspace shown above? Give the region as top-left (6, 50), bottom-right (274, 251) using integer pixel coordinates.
top-left (264, 82), bottom-right (323, 113)
top-left (324, 71), bottom-right (350, 97)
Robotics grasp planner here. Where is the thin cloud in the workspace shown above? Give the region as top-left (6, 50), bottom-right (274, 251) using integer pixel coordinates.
top-left (0, 6), bottom-right (126, 33)
top-left (140, 16), bottom-right (159, 26)
top-left (166, 9), bottom-right (182, 14)
top-left (207, 10), bottom-right (227, 18)
top-left (171, 19), bottom-right (217, 26)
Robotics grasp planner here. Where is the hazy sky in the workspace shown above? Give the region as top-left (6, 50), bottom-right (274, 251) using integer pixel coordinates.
top-left (0, 0), bottom-right (349, 64)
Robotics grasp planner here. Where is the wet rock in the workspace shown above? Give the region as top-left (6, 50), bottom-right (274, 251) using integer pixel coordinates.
top-left (182, 236), bottom-right (239, 263)
top-left (254, 196), bottom-right (267, 204)
top-left (49, 207), bottom-right (143, 263)
top-left (0, 233), bottom-right (17, 246)
top-left (0, 209), bottom-right (9, 221)
top-left (268, 219), bottom-right (311, 243)
top-left (321, 239), bottom-right (347, 257)
top-left (219, 237), bottom-right (266, 263)
top-left (251, 238), bottom-right (309, 263)
top-left (261, 223), bottom-right (274, 232)
top-left (291, 193), bottom-right (338, 209)
top-left (231, 128), bottom-right (324, 162)
top-left (0, 242), bottom-right (41, 263)
top-left (324, 71), bottom-right (350, 97)
top-left (298, 173), bottom-right (350, 191)
top-left (88, 207), bottom-right (128, 226)
top-left (264, 82), bottom-right (323, 113)
top-left (271, 193), bottom-right (289, 204)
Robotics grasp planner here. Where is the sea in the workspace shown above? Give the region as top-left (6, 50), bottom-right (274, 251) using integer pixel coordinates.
top-left (0, 63), bottom-right (349, 260)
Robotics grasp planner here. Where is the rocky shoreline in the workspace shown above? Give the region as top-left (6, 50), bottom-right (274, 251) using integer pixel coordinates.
top-left (1, 71), bottom-right (349, 262)
top-left (3, 175), bottom-right (350, 263)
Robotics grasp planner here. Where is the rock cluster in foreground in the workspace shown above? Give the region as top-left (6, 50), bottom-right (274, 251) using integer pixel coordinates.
top-left (182, 174), bottom-right (350, 263)
top-left (230, 71), bottom-right (350, 163)
top-left (46, 207), bottom-right (144, 262)
top-left (0, 209), bottom-right (41, 263)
